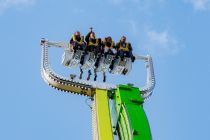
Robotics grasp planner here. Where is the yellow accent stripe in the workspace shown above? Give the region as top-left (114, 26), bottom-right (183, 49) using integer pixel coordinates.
top-left (95, 89), bottom-right (114, 140)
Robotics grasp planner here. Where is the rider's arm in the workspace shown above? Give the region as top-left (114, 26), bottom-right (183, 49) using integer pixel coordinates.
top-left (97, 38), bottom-right (102, 53)
top-left (85, 32), bottom-right (91, 44)
top-left (101, 41), bottom-right (105, 48)
top-left (70, 37), bottom-right (74, 44)
top-left (115, 42), bottom-right (120, 51)
top-left (112, 42), bottom-right (117, 54)
top-left (98, 38), bottom-right (102, 46)
top-left (128, 42), bottom-right (132, 51)
top-left (112, 41), bottom-right (116, 49)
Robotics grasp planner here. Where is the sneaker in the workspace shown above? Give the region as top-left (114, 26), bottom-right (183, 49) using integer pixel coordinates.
top-left (131, 56), bottom-right (135, 62)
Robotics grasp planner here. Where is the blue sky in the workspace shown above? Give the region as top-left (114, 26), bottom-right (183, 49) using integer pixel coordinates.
top-left (0, 0), bottom-right (210, 140)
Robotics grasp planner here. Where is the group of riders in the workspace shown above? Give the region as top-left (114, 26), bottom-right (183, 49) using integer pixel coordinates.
top-left (69, 28), bottom-right (136, 82)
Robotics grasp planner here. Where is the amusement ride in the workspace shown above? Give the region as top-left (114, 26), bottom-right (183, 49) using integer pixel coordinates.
top-left (40, 28), bottom-right (155, 140)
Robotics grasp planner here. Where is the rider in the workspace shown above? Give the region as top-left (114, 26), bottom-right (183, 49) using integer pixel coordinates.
top-left (100, 36), bottom-right (116, 82)
top-left (85, 29), bottom-right (102, 58)
top-left (84, 28), bottom-right (102, 81)
top-left (70, 31), bottom-right (86, 53)
top-left (115, 36), bottom-right (135, 62)
top-left (102, 36), bottom-right (117, 58)
top-left (85, 28), bottom-right (102, 67)
top-left (70, 31), bottom-right (86, 67)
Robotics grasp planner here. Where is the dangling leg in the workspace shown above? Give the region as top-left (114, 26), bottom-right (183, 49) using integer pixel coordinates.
top-left (80, 53), bottom-right (85, 65)
top-left (79, 67), bottom-right (83, 79)
top-left (109, 58), bottom-right (115, 71)
top-left (94, 69), bottom-right (97, 81)
top-left (73, 43), bottom-right (78, 53)
top-left (87, 70), bottom-right (92, 80)
top-left (95, 56), bottom-right (100, 68)
top-left (104, 47), bottom-right (108, 58)
top-left (103, 72), bottom-right (106, 82)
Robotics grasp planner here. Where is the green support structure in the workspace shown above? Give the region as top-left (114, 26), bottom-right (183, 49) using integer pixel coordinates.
top-left (111, 85), bottom-right (152, 140)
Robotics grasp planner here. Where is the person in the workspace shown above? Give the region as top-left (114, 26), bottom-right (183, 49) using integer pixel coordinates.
top-left (97, 36), bottom-right (116, 82)
top-left (85, 29), bottom-right (102, 58)
top-left (85, 28), bottom-right (102, 68)
top-left (101, 36), bottom-right (117, 58)
top-left (69, 31), bottom-right (86, 53)
top-left (115, 36), bottom-right (135, 62)
top-left (85, 28), bottom-right (102, 81)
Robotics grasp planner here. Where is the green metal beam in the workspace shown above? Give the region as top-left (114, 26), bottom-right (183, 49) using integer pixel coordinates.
top-left (113, 85), bottom-right (152, 140)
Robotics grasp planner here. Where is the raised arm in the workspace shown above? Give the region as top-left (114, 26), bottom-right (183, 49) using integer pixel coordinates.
top-left (85, 32), bottom-right (91, 44)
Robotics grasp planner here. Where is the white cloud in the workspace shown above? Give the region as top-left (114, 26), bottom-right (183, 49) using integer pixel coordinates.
top-left (0, 0), bottom-right (34, 14)
top-left (185, 0), bottom-right (210, 10)
top-left (143, 29), bottom-right (182, 56)
top-left (147, 30), bottom-right (170, 46)
top-left (115, 19), bottom-right (182, 56)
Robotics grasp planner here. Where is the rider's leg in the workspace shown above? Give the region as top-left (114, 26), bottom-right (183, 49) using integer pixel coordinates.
top-left (103, 72), bottom-right (106, 82)
top-left (104, 47), bottom-right (109, 58)
top-left (94, 46), bottom-right (102, 68)
top-left (95, 52), bottom-right (101, 68)
top-left (80, 47), bottom-right (88, 65)
top-left (73, 43), bottom-right (78, 53)
top-left (94, 69), bottom-right (97, 81)
top-left (93, 47), bottom-right (98, 58)
top-left (109, 59), bottom-right (115, 71)
top-left (87, 70), bottom-right (92, 80)
top-left (129, 51), bottom-right (135, 62)
top-left (126, 51), bottom-right (135, 62)
top-left (79, 67), bottom-right (83, 79)
top-left (80, 54), bottom-right (85, 65)
top-left (118, 51), bottom-right (124, 60)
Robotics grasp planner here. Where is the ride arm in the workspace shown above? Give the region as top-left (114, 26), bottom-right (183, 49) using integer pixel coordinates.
top-left (41, 38), bottom-right (69, 49)
top-left (134, 55), bottom-right (155, 99)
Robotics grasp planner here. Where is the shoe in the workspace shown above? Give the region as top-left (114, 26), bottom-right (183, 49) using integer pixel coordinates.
top-left (109, 64), bottom-right (113, 70)
top-left (122, 69), bottom-right (128, 75)
top-left (131, 56), bottom-right (135, 62)
top-left (103, 76), bottom-right (106, 82)
top-left (66, 60), bottom-right (70, 66)
top-left (80, 58), bottom-right (84, 65)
